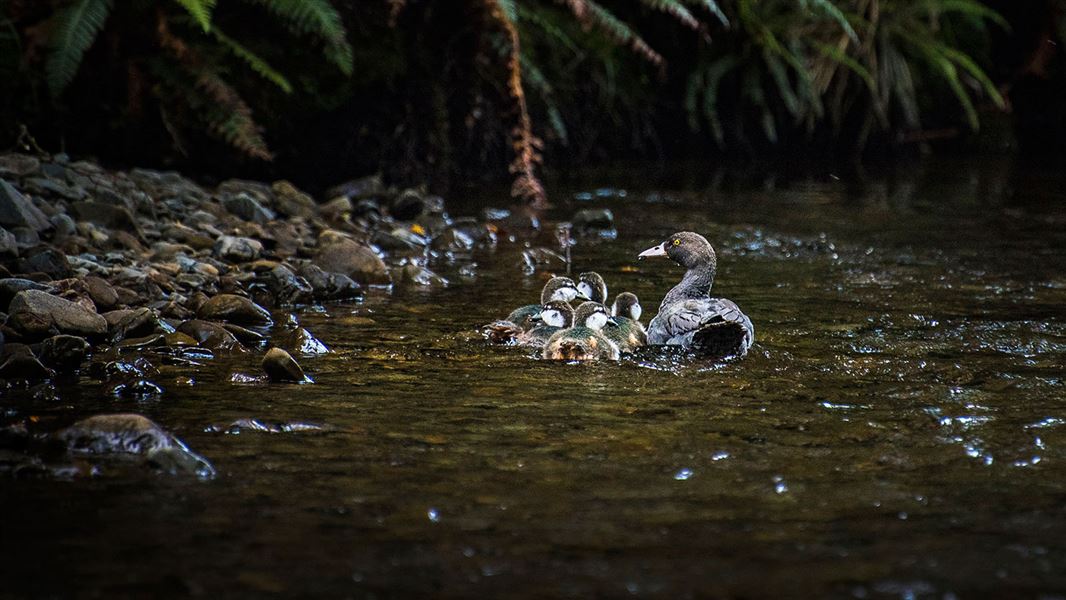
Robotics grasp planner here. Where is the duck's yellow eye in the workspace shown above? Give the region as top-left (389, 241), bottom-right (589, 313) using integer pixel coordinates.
top-left (672, 238), bottom-right (680, 246)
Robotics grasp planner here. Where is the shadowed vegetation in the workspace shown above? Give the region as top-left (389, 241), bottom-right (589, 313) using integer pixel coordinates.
top-left (1, 0), bottom-right (1054, 199)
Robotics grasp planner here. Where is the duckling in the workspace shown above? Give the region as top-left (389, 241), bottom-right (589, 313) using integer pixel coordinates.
top-left (638, 232), bottom-right (753, 358)
top-left (484, 276), bottom-right (579, 343)
top-left (516, 301), bottom-right (574, 348)
top-left (576, 271), bottom-right (608, 303)
top-left (542, 302), bottom-right (620, 361)
top-left (602, 292), bottom-right (648, 352)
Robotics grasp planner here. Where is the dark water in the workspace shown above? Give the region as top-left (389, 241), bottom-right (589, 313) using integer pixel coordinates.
top-left (3, 158), bottom-right (1066, 598)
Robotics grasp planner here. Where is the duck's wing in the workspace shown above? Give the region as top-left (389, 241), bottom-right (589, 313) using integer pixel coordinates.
top-left (649, 298), bottom-right (754, 357)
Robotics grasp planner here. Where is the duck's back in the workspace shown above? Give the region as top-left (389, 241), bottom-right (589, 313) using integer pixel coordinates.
top-left (649, 297), bottom-right (753, 356)
top-left (506, 304), bottom-right (542, 331)
top-left (543, 327), bottom-right (620, 361)
top-left (602, 318), bottom-right (647, 352)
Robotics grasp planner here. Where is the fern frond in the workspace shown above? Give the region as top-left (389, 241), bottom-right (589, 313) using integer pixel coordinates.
top-left (196, 70), bottom-right (274, 160)
top-left (45, 0), bottom-right (113, 96)
top-left (683, 0), bottom-right (728, 26)
top-left (557, 0), bottom-right (664, 67)
top-left (639, 0), bottom-right (699, 32)
top-left (172, 0), bottom-right (216, 32)
top-left (800, 0), bottom-right (857, 42)
top-left (241, 0), bottom-right (353, 75)
top-left (211, 27), bottom-right (293, 93)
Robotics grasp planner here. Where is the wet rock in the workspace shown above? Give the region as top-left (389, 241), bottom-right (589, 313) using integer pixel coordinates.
top-left (177, 319), bottom-right (243, 351)
top-left (327, 174), bottom-right (385, 201)
top-left (295, 264), bottom-right (361, 301)
top-left (352, 198), bottom-right (382, 220)
top-left (214, 235), bottom-right (262, 262)
top-left (0, 278), bottom-right (48, 311)
top-left (0, 227), bottom-right (18, 256)
top-left (397, 263), bottom-right (448, 287)
top-left (56, 414), bottom-right (215, 478)
top-left (520, 248), bottom-right (567, 275)
top-left (71, 201), bottom-right (142, 236)
top-left (8, 290), bottom-right (107, 337)
top-left (389, 189), bottom-right (427, 221)
top-left (0, 154), bottom-right (40, 178)
top-left (108, 307), bottom-right (172, 342)
top-left (314, 239), bottom-right (391, 285)
top-left (572, 208), bottom-right (615, 230)
top-left (319, 196), bottom-right (352, 219)
top-left (292, 328), bottom-right (329, 355)
top-left (206, 418), bottom-right (334, 434)
top-left (84, 276), bottom-right (119, 311)
top-left (115, 334), bottom-right (166, 350)
top-left (223, 192), bottom-right (276, 223)
top-left (18, 247), bottom-right (72, 279)
top-left (165, 332), bottom-right (198, 346)
top-left (38, 334), bottom-right (90, 371)
top-left (197, 294), bottom-right (272, 326)
top-left (262, 347), bottom-right (306, 382)
top-left (108, 378), bottom-right (164, 400)
top-left (11, 226), bottom-right (39, 249)
top-left (265, 264), bottom-right (313, 306)
top-left (271, 180), bottom-right (316, 218)
top-left (0, 179), bottom-right (50, 232)
top-left (372, 227), bottom-right (426, 252)
top-left (164, 223), bottom-right (215, 250)
top-left (431, 228), bottom-right (475, 253)
top-left (222, 323), bottom-right (266, 345)
top-left (89, 358), bottom-right (156, 381)
top-left (50, 214), bottom-right (77, 239)
top-left (0, 351), bottom-right (54, 381)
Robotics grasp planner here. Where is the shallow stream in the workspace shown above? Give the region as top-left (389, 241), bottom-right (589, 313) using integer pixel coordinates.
top-left (3, 158), bottom-right (1066, 598)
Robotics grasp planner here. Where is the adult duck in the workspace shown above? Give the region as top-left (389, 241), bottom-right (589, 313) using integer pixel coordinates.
top-left (638, 232), bottom-right (754, 358)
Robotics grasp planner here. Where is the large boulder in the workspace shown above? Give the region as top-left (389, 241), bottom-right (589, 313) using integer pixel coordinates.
top-left (313, 239), bottom-right (391, 285)
top-left (8, 290), bottom-right (107, 337)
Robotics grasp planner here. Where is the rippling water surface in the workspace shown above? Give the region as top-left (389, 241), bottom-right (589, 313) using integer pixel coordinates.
top-left (3, 159), bottom-right (1066, 598)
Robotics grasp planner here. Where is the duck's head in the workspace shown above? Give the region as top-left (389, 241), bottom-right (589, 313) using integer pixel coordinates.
top-left (638, 231), bottom-right (717, 271)
top-left (540, 276), bottom-right (579, 304)
top-left (611, 292), bottom-right (642, 321)
top-left (573, 301), bottom-right (613, 331)
top-left (576, 272), bottom-right (608, 303)
top-left (534, 300), bottom-right (575, 328)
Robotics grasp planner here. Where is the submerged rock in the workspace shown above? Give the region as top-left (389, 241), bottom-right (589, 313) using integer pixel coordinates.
top-left (262, 347), bottom-right (306, 382)
top-left (177, 319), bottom-right (244, 351)
top-left (8, 290), bottom-right (107, 337)
top-left (56, 414), bottom-right (215, 478)
top-left (572, 208), bottom-right (615, 230)
top-left (197, 294), bottom-right (272, 326)
top-left (295, 264), bottom-right (361, 301)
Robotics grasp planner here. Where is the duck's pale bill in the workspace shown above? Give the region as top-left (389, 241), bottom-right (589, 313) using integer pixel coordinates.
top-left (638, 243), bottom-right (667, 259)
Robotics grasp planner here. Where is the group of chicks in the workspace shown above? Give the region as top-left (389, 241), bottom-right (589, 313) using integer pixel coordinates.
top-left (485, 273), bottom-right (647, 361)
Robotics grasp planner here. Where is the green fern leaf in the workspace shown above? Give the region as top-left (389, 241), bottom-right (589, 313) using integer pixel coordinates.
top-left (639, 0), bottom-right (699, 31)
top-left (172, 0), bottom-right (216, 32)
top-left (242, 0), bottom-right (353, 75)
top-left (45, 0), bottom-right (113, 97)
top-left (800, 0), bottom-right (858, 42)
top-left (211, 27), bottom-right (293, 93)
top-left (683, 0), bottom-right (728, 26)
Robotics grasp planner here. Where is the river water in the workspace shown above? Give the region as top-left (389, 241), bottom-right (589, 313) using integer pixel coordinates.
top-left (3, 158), bottom-right (1066, 598)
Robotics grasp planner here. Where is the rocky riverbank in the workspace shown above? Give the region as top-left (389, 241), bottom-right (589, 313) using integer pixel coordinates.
top-left (0, 152), bottom-right (503, 478)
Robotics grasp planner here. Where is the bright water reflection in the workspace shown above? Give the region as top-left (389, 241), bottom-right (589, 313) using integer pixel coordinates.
top-left (2, 157), bottom-right (1066, 597)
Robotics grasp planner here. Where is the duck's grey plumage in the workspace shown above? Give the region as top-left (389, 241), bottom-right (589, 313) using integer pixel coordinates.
top-left (640, 232), bottom-right (753, 358)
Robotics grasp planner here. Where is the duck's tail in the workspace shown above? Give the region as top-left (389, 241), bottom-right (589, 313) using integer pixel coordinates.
top-left (692, 320), bottom-right (751, 358)
top-left (483, 321), bottom-right (522, 345)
